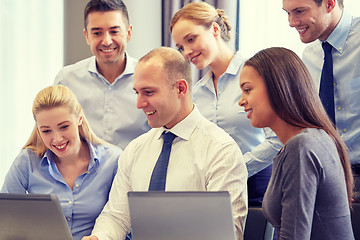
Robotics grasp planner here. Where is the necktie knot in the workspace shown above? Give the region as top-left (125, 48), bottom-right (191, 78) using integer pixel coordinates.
top-left (163, 131), bottom-right (176, 144)
top-left (322, 42), bottom-right (333, 54)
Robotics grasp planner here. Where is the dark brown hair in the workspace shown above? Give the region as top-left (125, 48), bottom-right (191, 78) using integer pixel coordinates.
top-left (84, 0), bottom-right (129, 30)
top-left (245, 47), bottom-right (353, 205)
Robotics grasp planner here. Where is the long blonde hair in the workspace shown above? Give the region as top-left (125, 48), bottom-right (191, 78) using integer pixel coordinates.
top-left (24, 85), bottom-right (107, 157)
top-left (169, 2), bottom-right (232, 42)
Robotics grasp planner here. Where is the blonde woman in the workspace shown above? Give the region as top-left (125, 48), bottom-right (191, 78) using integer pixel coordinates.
top-left (1, 85), bottom-right (122, 240)
top-left (170, 2), bottom-right (283, 206)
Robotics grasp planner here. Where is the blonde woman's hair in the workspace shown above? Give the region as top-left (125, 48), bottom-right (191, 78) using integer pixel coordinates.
top-left (170, 2), bottom-right (232, 42)
top-left (24, 85), bottom-right (107, 157)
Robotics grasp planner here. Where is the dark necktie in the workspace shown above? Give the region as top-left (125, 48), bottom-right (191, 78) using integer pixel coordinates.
top-left (148, 132), bottom-right (177, 191)
top-left (319, 41), bottom-right (336, 124)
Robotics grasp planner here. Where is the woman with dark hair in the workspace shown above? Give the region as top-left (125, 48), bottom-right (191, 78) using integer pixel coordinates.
top-left (238, 47), bottom-right (354, 239)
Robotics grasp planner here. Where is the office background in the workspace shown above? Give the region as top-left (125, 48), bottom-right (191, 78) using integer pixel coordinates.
top-left (1, 0), bottom-right (360, 186)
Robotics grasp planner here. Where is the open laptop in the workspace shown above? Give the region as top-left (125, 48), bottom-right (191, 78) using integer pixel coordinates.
top-left (128, 191), bottom-right (237, 240)
top-left (0, 193), bottom-right (73, 240)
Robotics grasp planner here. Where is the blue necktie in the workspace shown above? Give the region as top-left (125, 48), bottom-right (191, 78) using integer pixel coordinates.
top-left (319, 42), bottom-right (336, 124)
top-left (148, 132), bottom-right (177, 191)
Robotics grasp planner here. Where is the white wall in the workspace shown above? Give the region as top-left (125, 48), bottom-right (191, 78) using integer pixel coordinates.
top-left (0, 1), bottom-right (64, 186)
top-left (64, 0), bottom-right (92, 65)
top-left (239, 0), bottom-right (306, 59)
top-left (125, 0), bottom-right (162, 59)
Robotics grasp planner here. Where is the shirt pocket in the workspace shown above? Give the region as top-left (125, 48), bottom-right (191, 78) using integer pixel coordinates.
top-left (344, 76), bottom-right (360, 114)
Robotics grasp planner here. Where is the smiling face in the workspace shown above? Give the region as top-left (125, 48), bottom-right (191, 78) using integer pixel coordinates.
top-left (134, 61), bottom-right (184, 129)
top-left (282, 0), bottom-right (334, 43)
top-left (171, 18), bottom-right (219, 70)
top-left (238, 66), bottom-right (279, 129)
top-left (36, 106), bottom-right (83, 160)
top-left (84, 10), bottom-right (132, 67)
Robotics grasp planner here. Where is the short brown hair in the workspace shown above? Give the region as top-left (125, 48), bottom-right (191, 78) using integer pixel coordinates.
top-left (138, 47), bottom-right (192, 93)
top-left (313, 0), bottom-right (344, 9)
top-left (84, 0), bottom-right (129, 30)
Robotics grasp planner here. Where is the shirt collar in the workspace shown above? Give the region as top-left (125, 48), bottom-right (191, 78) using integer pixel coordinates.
top-left (325, 10), bottom-right (352, 54)
top-left (88, 55), bottom-right (98, 74)
top-left (226, 51), bottom-right (244, 75)
top-left (155, 104), bottom-right (202, 141)
top-left (40, 149), bottom-right (54, 166)
top-left (87, 141), bottom-right (100, 170)
top-left (40, 141), bottom-right (99, 169)
top-left (196, 51), bottom-right (243, 88)
top-left (88, 52), bottom-right (134, 83)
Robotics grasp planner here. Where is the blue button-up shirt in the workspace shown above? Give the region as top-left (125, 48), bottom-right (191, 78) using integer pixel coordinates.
top-left (1, 142), bottom-right (121, 240)
top-left (303, 11), bottom-right (360, 164)
top-left (54, 53), bottom-right (150, 150)
top-left (193, 51), bottom-right (283, 176)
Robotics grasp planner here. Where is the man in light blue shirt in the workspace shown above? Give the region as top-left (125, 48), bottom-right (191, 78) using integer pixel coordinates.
top-left (55, 0), bottom-right (150, 150)
top-left (283, 0), bottom-right (360, 201)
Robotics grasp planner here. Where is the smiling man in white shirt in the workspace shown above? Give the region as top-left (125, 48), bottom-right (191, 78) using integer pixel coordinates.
top-left (82, 47), bottom-right (248, 240)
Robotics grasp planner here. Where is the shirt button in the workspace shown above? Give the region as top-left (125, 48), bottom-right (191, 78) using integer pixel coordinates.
top-left (337, 106), bottom-right (342, 111)
top-left (67, 217), bottom-right (71, 221)
top-left (68, 201), bottom-right (72, 205)
top-left (75, 184), bottom-right (79, 188)
top-left (87, 171), bottom-right (91, 174)
top-left (343, 128), bottom-right (347, 133)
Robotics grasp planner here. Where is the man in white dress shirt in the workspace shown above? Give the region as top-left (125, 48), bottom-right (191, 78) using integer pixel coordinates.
top-left (82, 47), bottom-right (248, 240)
